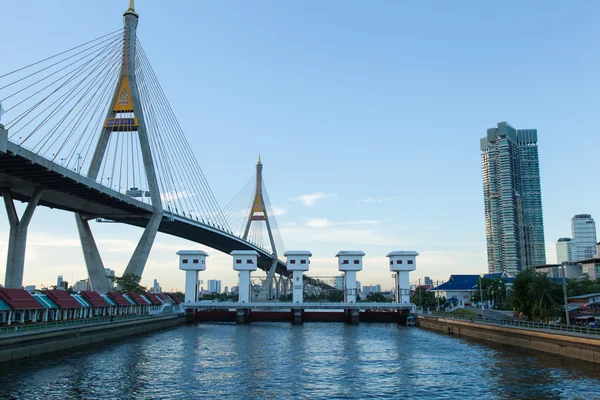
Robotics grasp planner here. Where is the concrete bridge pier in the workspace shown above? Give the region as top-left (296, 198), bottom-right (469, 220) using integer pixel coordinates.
top-left (124, 211), bottom-right (163, 277)
top-left (75, 214), bottom-right (113, 293)
top-left (2, 187), bottom-right (43, 288)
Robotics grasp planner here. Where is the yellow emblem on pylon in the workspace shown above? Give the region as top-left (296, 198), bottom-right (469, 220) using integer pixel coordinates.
top-left (113, 76), bottom-right (134, 112)
top-left (253, 193), bottom-right (264, 213)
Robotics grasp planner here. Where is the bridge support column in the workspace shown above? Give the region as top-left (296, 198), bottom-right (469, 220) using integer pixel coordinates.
top-left (75, 214), bottom-right (113, 293)
top-left (3, 187), bottom-right (42, 288)
top-left (348, 309), bottom-right (360, 324)
top-left (124, 211), bottom-right (163, 277)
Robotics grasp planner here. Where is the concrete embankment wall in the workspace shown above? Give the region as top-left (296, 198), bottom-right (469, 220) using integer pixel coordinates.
top-left (418, 316), bottom-right (600, 364)
top-left (0, 314), bottom-right (185, 363)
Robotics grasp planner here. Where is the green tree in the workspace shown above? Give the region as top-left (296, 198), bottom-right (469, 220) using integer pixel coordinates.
top-left (365, 293), bottom-right (387, 302)
top-left (114, 273), bottom-right (147, 294)
top-left (411, 287), bottom-right (437, 307)
top-left (528, 273), bottom-right (563, 321)
top-left (508, 269), bottom-right (563, 322)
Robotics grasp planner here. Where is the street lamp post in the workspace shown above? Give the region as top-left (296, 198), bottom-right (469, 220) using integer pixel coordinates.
top-left (561, 263), bottom-right (570, 325)
top-left (479, 276), bottom-right (484, 318)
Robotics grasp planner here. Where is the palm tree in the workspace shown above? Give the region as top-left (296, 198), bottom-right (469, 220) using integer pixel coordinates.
top-left (527, 272), bottom-right (561, 321)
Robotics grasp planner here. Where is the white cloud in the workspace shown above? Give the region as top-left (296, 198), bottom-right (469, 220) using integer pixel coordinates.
top-left (270, 207), bottom-right (287, 216)
top-left (306, 218), bottom-right (330, 228)
top-left (289, 192), bottom-right (335, 206)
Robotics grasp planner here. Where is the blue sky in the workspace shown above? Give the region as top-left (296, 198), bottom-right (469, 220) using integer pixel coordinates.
top-left (0, 1), bottom-right (599, 291)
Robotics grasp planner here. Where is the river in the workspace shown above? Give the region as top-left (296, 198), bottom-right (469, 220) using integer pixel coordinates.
top-left (0, 323), bottom-right (598, 399)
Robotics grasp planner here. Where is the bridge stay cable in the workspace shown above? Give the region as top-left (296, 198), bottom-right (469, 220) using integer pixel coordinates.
top-left (0, 2), bottom-right (318, 294)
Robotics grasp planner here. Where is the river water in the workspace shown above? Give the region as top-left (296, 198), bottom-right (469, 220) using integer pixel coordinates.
top-left (0, 323), bottom-right (599, 399)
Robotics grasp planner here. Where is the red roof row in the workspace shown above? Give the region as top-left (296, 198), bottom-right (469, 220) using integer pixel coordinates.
top-left (107, 291), bottom-right (132, 307)
top-left (46, 289), bottom-right (81, 309)
top-left (0, 289), bottom-right (170, 310)
top-left (0, 289), bottom-right (44, 311)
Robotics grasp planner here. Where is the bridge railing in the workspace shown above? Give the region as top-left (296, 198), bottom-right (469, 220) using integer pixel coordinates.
top-left (421, 311), bottom-right (600, 337)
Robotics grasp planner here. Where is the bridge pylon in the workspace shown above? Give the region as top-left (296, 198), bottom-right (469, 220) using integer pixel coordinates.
top-left (242, 155), bottom-right (280, 300)
top-left (76, 0), bottom-right (162, 293)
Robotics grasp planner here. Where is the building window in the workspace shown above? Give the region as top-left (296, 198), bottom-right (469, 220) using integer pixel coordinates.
top-left (342, 260), bottom-right (349, 264)
top-left (193, 259), bottom-right (199, 264)
top-left (236, 259), bottom-right (242, 264)
top-left (246, 259), bottom-right (254, 264)
top-left (202, 260), bottom-right (205, 264)
top-left (390, 260), bottom-right (393, 265)
top-left (300, 260), bottom-right (306, 264)
top-left (396, 260), bottom-right (402, 264)
top-left (407, 260), bottom-right (413, 265)
top-left (354, 260), bottom-right (360, 264)
top-left (182, 259), bottom-right (188, 264)
top-left (290, 260), bottom-right (296, 264)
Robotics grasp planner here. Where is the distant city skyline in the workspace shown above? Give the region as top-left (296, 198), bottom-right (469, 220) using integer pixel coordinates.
top-left (1, 1), bottom-right (599, 291)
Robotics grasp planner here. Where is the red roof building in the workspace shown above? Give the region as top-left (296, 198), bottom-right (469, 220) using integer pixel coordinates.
top-left (127, 292), bottom-right (148, 306)
top-left (81, 291), bottom-right (110, 308)
top-left (45, 290), bottom-right (81, 309)
top-left (166, 293), bottom-right (182, 304)
top-left (107, 292), bottom-right (132, 307)
top-left (0, 288), bottom-right (44, 310)
top-left (155, 293), bottom-right (171, 303)
top-left (144, 292), bottom-right (162, 306)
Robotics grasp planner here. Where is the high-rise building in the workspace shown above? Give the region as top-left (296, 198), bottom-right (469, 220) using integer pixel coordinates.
top-left (597, 242), bottom-right (600, 258)
top-left (73, 279), bottom-right (91, 292)
top-left (571, 214), bottom-right (597, 261)
top-left (57, 275), bottom-right (64, 289)
top-left (224, 286), bottom-right (229, 294)
top-left (24, 285), bottom-right (36, 292)
top-left (207, 280), bottom-right (222, 294)
top-left (481, 122), bottom-right (546, 274)
top-left (152, 279), bottom-right (162, 293)
top-left (556, 238), bottom-right (574, 263)
top-left (362, 284), bottom-right (382, 294)
top-left (424, 277), bottom-right (433, 285)
top-left (104, 268), bottom-right (116, 290)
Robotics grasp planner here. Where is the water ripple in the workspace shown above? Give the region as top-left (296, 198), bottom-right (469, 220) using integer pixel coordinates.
top-left (0, 323), bottom-right (598, 399)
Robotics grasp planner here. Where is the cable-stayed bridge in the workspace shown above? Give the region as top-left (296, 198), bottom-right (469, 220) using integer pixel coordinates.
top-left (0, 1), bottom-right (332, 297)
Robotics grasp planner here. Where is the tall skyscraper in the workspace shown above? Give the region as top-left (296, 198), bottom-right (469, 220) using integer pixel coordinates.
top-left (207, 280), bottom-right (222, 294)
top-left (571, 214), bottom-right (597, 260)
top-left (481, 122), bottom-right (546, 274)
top-left (556, 238), bottom-right (574, 263)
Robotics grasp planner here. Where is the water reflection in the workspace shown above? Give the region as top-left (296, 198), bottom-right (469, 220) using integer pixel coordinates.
top-left (0, 323), bottom-right (598, 399)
